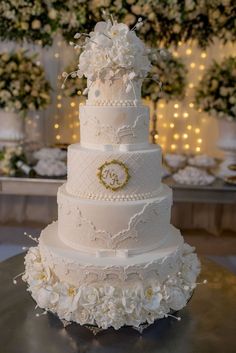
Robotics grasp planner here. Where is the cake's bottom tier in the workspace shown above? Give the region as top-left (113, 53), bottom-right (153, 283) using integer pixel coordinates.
top-left (23, 224), bottom-right (200, 330)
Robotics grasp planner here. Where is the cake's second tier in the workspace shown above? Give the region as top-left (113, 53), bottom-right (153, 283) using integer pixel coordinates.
top-left (58, 184), bottom-right (172, 255)
top-left (79, 105), bottom-right (149, 146)
top-left (66, 144), bottom-right (162, 201)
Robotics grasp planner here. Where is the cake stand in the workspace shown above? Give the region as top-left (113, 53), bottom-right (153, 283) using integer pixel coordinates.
top-left (1, 254), bottom-right (236, 353)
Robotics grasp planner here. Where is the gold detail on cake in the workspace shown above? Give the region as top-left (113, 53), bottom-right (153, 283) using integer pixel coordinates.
top-left (97, 160), bottom-right (130, 191)
top-left (68, 286), bottom-right (76, 297)
top-left (145, 287), bottom-right (153, 299)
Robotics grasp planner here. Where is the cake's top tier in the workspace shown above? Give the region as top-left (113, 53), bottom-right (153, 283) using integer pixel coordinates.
top-left (73, 19), bottom-right (151, 106)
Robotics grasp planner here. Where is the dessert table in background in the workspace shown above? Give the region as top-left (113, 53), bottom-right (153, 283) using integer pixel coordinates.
top-left (1, 254), bottom-right (236, 353)
top-left (0, 176), bottom-right (236, 235)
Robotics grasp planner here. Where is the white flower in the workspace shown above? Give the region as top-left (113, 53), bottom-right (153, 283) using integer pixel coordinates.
top-left (75, 19), bottom-right (151, 92)
top-left (73, 307), bottom-right (92, 325)
top-left (143, 286), bottom-right (163, 311)
top-left (55, 282), bottom-right (81, 319)
top-left (79, 286), bottom-right (100, 307)
top-left (31, 19), bottom-right (41, 30)
top-left (122, 287), bottom-right (142, 315)
top-left (36, 285), bottom-right (59, 309)
top-left (166, 286), bottom-right (187, 311)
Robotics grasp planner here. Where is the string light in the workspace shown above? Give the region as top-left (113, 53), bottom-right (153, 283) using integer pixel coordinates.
top-left (188, 83), bottom-right (194, 88)
top-left (173, 51), bottom-right (179, 57)
top-left (190, 62), bottom-right (196, 68)
top-left (54, 123), bottom-right (59, 129)
top-left (54, 53), bottom-right (60, 58)
top-left (199, 65), bottom-right (205, 70)
top-left (57, 103), bottom-right (62, 109)
top-left (189, 103), bottom-right (194, 108)
top-left (162, 123), bottom-right (167, 128)
top-left (174, 103), bottom-right (179, 109)
top-left (183, 112), bottom-right (189, 118)
top-left (171, 144), bottom-right (177, 151)
top-left (201, 52), bottom-right (207, 58)
top-left (154, 134), bottom-right (159, 140)
top-left (174, 113), bottom-right (179, 118)
top-left (170, 123), bottom-right (175, 128)
top-left (56, 134), bottom-right (61, 140)
top-left (77, 90), bottom-right (82, 95)
top-left (187, 125), bottom-right (192, 130)
top-left (57, 95), bottom-right (62, 100)
top-left (195, 128), bottom-right (200, 134)
top-left (72, 134), bottom-right (77, 140)
top-left (173, 134), bottom-right (180, 140)
top-left (197, 138), bottom-right (202, 143)
top-left (70, 102), bottom-right (76, 107)
top-left (184, 144), bottom-right (190, 150)
top-left (159, 103), bottom-right (165, 108)
top-left (186, 48), bottom-right (192, 55)
top-left (196, 146), bottom-right (201, 152)
top-left (182, 133), bottom-right (188, 139)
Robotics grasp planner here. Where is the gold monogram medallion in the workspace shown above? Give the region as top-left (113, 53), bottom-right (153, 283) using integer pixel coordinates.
top-left (97, 160), bottom-right (130, 191)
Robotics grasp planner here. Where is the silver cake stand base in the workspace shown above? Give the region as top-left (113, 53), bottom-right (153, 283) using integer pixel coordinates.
top-left (1, 254), bottom-right (236, 353)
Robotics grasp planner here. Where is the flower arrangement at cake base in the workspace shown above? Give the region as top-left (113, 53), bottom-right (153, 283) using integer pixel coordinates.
top-left (23, 242), bottom-right (200, 330)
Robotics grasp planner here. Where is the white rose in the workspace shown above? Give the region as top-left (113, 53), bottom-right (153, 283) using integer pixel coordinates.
top-left (166, 287), bottom-right (187, 311)
top-left (80, 286), bottom-right (99, 307)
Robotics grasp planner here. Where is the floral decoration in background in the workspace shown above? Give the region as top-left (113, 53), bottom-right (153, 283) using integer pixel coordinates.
top-left (0, 145), bottom-right (26, 176)
top-left (195, 56), bottom-right (236, 121)
top-left (0, 50), bottom-right (51, 115)
top-left (87, 0), bottom-right (236, 48)
top-left (0, 1), bottom-right (235, 48)
top-left (142, 53), bottom-right (187, 102)
top-left (0, 0), bottom-right (59, 46)
top-left (56, 0), bottom-right (91, 43)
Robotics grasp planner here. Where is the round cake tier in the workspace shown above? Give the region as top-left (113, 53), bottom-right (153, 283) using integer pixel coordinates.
top-left (39, 221), bottom-right (184, 286)
top-left (87, 78), bottom-right (142, 106)
top-left (79, 105), bottom-right (149, 146)
top-left (58, 184), bottom-right (172, 255)
top-left (23, 224), bottom-right (200, 329)
top-left (66, 144), bottom-right (162, 201)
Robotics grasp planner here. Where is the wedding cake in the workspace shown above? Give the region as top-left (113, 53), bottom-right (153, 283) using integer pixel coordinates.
top-left (23, 19), bottom-right (200, 330)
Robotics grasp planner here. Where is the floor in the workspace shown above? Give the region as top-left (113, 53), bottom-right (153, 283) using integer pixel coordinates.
top-left (0, 225), bottom-right (236, 274)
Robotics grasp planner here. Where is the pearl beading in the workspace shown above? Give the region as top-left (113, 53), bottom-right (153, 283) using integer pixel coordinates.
top-left (87, 99), bottom-right (140, 107)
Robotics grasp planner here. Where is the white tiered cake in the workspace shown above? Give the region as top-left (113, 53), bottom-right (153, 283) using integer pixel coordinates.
top-left (23, 20), bottom-right (200, 330)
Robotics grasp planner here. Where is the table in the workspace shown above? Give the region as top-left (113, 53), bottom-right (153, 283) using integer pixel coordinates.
top-left (1, 254), bottom-right (236, 353)
top-left (1, 175), bottom-right (236, 203)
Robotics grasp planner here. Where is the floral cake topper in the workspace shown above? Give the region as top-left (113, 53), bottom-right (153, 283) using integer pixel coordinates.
top-left (62, 17), bottom-right (167, 96)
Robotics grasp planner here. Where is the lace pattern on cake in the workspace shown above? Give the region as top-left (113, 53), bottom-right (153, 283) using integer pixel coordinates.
top-left (66, 146), bottom-right (162, 201)
top-left (81, 113), bottom-right (148, 144)
top-left (58, 197), bottom-right (171, 249)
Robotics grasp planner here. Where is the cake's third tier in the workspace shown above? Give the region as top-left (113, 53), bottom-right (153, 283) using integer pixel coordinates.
top-left (58, 184), bottom-right (172, 256)
top-left (79, 105), bottom-right (149, 146)
top-left (66, 144), bottom-right (162, 201)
